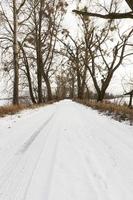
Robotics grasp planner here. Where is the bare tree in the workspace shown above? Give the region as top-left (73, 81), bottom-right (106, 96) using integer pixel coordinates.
top-left (0, 0), bottom-right (27, 104)
top-left (19, 42), bottom-right (36, 104)
top-left (58, 30), bottom-right (88, 99)
top-left (12, 0), bottom-right (19, 104)
top-left (24, 0), bottom-right (68, 103)
top-left (81, 18), bottom-right (133, 101)
top-left (12, 0), bottom-right (27, 104)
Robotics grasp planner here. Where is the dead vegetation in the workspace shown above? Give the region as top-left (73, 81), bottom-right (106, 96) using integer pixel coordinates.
top-left (75, 99), bottom-right (133, 125)
top-left (0, 100), bottom-right (56, 118)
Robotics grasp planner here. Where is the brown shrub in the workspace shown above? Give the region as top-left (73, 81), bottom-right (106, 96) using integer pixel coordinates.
top-left (0, 104), bottom-right (28, 117)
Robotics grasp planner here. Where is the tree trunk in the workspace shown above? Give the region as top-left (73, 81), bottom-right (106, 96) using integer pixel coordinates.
top-left (37, 54), bottom-right (43, 103)
top-left (42, 72), bottom-right (52, 101)
top-left (128, 93), bottom-right (133, 108)
top-left (70, 75), bottom-right (75, 99)
top-left (20, 45), bottom-right (36, 104)
top-left (34, 1), bottom-right (43, 104)
top-left (13, 0), bottom-right (19, 105)
top-left (77, 69), bottom-right (82, 99)
top-left (80, 67), bottom-right (87, 99)
top-left (97, 91), bottom-right (105, 102)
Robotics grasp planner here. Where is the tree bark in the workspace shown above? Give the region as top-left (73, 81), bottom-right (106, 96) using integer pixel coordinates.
top-left (72, 10), bottom-right (133, 19)
top-left (34, 1), bottom-right (43, 104)
top-left (13, 0), bottom-right (19, 105)
top-left (42, 72), bottom-right (52, 101)
top-left (129, 93), bottom-right (133, 108)
top-left (20, 44), bottom-right (36, 104)
top-left (77, 69), bottom-right (82, 99)
top-left (97, 91), bottom-right (105, 102)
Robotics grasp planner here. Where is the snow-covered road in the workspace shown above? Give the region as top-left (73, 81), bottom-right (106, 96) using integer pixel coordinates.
top-left (0, 100), bottom-right (133, 200)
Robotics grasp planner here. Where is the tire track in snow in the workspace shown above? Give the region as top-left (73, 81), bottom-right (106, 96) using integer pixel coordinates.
top-left (19, 112), bottom-right (55, 153)
top-left (23, 109), bottom-right (64, 200)
top-left (0, 111), bottom-right (55, 200)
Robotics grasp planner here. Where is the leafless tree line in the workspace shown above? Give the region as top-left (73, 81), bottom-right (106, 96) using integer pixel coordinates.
top-left (0, 0), bottom-right (133, 105)
top-left (0, 0), bottom-right (68, 104)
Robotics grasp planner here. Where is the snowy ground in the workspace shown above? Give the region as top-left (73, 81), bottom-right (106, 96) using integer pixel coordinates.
top-left (0, 100), bottom-right (133, 200)
top-left (109, 96), bottom-right (130, 105)
top-left (0, 99), bottom-right (11, 106)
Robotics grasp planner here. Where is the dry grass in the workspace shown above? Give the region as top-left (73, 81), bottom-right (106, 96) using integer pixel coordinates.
top-left (0, 104), bottom-right (28, 117)
top-left (0, 100), bottom-right (57, 118)
top-left (75, 99), bottom-right (133, 125)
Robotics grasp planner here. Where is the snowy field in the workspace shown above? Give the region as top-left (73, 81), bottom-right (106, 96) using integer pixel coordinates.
top-left (0, 100), bottom-right (133, 200)
top-left (0, 99), bottom-right (11, 106)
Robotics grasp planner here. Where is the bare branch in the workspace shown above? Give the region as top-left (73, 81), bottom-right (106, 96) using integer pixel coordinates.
top-left (72, 10), bottom-right (133, 19)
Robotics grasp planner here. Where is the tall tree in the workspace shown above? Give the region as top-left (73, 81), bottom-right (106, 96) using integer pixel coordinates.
top-left (0, 0), bottom-right (27, 104)
top-left (26, 0), bottom-right (68, 102)
top-left (81, 18), bottom-right (133, 101)
top-left (12, 0), bottom-right (19, 104)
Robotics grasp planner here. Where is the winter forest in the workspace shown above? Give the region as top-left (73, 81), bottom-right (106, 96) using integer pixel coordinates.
top-left (0, 0), bottom-right (133, 105)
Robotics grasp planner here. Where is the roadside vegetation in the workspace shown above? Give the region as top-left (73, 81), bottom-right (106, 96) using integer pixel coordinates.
top-left (76, 99), bottom-right (133, 125)
top-left (0, 100), bottom-right (57, 117)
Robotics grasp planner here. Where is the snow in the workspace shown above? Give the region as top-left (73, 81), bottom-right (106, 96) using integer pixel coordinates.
top-left (109, 96), bottom-right (130, 105)
top-left (0, 99), bottom-right (11, 106)
top-left (0, 100), bottom-right (133, 200)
